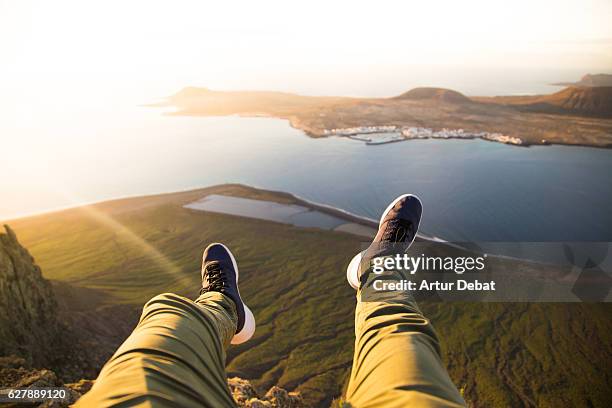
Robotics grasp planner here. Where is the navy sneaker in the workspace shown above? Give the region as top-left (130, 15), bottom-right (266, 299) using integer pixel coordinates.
top-left (201, 243), bottom-right (256, 344)
top-left (346, 194), bottom-right (423, 289)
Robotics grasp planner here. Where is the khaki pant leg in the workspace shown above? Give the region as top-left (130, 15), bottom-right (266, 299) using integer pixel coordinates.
top-left (346, 266), bottom-right (465, 408)
top-left (75, 292), bottom-right (238, 408)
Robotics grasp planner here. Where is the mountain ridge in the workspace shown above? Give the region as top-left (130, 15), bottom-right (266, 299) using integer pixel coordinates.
top-left (474, 86), bottom-right (612, 118)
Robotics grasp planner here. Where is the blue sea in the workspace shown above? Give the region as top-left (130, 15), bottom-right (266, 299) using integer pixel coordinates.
top-left (3, 112), bottom-right (611, 244)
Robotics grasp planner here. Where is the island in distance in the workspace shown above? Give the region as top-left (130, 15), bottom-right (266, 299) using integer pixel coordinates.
top-left (158, 74), bottom-right (612, 148)
top-left (552, 73), bottom-right (612, 88)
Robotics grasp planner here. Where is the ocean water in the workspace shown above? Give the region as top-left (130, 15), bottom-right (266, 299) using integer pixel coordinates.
top-left (2, 112), bottom-right (612, 243)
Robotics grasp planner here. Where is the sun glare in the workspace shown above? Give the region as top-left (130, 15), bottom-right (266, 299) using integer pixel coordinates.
top-left (1, 0), bottom-right (610, 98)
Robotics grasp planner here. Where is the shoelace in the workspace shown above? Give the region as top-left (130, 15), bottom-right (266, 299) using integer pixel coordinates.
top-left (200, 261), bottom-right (227, 294)
top-left (381, 218), bottom-right (414, 243)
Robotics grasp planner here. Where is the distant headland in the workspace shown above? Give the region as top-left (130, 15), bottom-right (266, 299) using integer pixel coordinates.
top-left (155, 75), bottom-right (612, 148)
top-left (552, 73), bottom-right (612, 88)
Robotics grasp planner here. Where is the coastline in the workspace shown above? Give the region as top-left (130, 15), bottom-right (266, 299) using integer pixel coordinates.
top-left (6, 183), bottom-right (581, 286)
top-left (2, 183), bottom-right (445, 244)
top-left (164, 87), bottom-right (612, 149)
top-left (284, 116), bottom-right (610, 149)
top-left (331, 126), bottom-right (526, 147)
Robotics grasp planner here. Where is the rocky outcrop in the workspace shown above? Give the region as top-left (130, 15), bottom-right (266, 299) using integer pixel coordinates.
top-left (0, 225), bottom-right (63, 368)
top-left (229, 377), bottom-right (304, 408)
top-left (0, 357), bottom-right (302, 408)
top-left (0, 355), bottom-right (94, 407)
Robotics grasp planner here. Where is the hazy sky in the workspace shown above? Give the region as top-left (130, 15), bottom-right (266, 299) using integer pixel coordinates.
top-left (1, 0), bottom-right (611, 103)
top-left (0, 0), bottom-right (611, 220)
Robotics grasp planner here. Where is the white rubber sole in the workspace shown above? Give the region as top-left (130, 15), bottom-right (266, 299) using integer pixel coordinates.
top-left (346, 194), bottom-right (422, 289)
top-left (206, 243), bottom-right (256, 344)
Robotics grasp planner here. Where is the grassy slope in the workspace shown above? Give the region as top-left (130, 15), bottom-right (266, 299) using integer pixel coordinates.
top-left (7, 185), bottom-right (612, 407)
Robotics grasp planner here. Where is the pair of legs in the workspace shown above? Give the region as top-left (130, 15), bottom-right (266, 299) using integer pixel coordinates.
top-left (77, 195), bottom-right (465, 407)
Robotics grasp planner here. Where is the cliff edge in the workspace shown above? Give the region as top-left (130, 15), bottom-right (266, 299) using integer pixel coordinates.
top-left (0, 225), bottom-right (63, 368)
top-left (0, 225), bottom-right (304, 407)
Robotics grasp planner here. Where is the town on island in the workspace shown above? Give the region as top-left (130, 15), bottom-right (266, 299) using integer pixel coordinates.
top-left (324, 125), bottom-right (524, 146)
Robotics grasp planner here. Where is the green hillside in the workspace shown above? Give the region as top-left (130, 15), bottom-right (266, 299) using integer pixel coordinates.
top-left (7, 185), bottom-right (612, 407)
